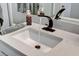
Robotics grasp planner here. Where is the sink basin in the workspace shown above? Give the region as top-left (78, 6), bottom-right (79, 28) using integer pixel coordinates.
top-left (11, 27), bottom-right (63, 53)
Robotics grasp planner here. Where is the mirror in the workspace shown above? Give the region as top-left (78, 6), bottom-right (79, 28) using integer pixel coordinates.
top-left (9, 3), bottom-right (79, 24)
top-left (17, 3), bottom-right (53, 16)
top-left (52, 3), bottom-right (79, 19)
top-left (17, 3), bottom-right (39, 15)
top-left (11, 3), bottom-right (53, 24)
top-left (67, 3), bottom-right (79, 19)
top-left (16, 3), bottom-right (79, 19)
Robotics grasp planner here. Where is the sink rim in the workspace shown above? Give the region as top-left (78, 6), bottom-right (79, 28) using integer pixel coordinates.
top-left (11, 27), bottom-right (63, 48)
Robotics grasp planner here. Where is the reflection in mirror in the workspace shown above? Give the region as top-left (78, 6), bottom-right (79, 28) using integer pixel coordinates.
top-left (55, 3), bottom-right (79, 19)
top-left (11, 3), bottom-right (79, 25)
top-left (70, 3), bottom-right (79, 19)
top-left (17, 3), bottom-right (27, 13)
top-left (17, 3), bottom-right (39, 15)
top-left (12, 3), bottom-right (53, 25)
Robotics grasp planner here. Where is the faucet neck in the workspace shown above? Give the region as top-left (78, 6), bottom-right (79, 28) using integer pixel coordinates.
top-left (38, 15), bottom-right (53, 28)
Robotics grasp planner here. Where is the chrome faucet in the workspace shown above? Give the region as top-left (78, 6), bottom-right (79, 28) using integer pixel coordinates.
top-left (38, 15), bottom-right (55, 32)
top-left (55, 5), bottom-right (65, 20)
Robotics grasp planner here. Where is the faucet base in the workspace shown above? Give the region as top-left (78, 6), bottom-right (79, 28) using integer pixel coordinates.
top-left (42, 27), bottom-right (55, 32)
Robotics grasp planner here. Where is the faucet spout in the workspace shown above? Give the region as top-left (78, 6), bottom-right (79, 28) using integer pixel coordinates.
top-left (38, 15), bottom-right (53, 28)
top-left (38, 15), bottom-right (55, 32)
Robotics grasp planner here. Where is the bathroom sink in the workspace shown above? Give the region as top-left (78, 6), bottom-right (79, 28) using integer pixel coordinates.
top-left (11, 27), bottom-right (63, 53)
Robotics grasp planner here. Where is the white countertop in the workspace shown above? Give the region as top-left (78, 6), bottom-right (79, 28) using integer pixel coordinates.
top-left (0, 23), bottom-right (79, 56)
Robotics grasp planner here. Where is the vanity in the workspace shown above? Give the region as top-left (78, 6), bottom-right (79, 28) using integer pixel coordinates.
top-left (0, 22), bottom-right (79, 56)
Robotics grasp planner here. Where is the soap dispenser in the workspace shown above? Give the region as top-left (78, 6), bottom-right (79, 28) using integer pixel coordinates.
top-left (26, 10), bottom-right (32, 25)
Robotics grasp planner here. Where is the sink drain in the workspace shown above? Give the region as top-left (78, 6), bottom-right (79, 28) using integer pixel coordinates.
top-left (35, 45), bottom-right (41, 49)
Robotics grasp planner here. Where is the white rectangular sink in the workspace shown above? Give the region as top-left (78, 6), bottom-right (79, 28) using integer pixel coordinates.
top-left (11, 28), bottom-right (63, 53)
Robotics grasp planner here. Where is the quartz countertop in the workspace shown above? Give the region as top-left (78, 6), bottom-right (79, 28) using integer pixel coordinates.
top-left (0, 23), bottom-right (79, 56)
